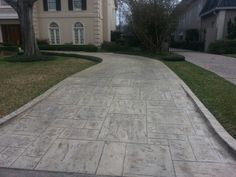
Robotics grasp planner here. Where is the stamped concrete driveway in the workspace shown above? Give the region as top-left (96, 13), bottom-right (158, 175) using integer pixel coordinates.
top-left (173, 49), bottom-right (236, 85)
top-left (0, 53), bottom-right (235, 177)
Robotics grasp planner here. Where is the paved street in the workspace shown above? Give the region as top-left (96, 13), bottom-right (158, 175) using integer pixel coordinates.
top-left (173, 49), bottom-right (236, 85)
top-left (0, 53), bottom-right (235, 177)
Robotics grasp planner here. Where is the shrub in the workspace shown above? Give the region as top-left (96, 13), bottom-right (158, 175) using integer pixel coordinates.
top-left (161, 53), bottom-right (185, 61)
top-left (39, 44), bottom-right (98, 52)
top-left (170, 41), bottom-right (204, 51)
top-left (101, 42), bottom-right (128, 52)
top-left (208, 40), bottom-right (236, 54)
top-left (100, 41), bottom-right (143, 54)
top-left (0, 43), bottom-right (16, 47)
top-left (37, 39), bottom-right (49, 45)
top-left (0, 46), bottom-right (19, 52)
top-left (111, 31), bottom-right (122, 42)
top-left (185, 29), bottom-right (200, 42)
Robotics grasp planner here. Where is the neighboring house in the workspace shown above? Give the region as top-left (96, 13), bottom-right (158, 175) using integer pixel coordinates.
top-left (175, 0), bottom-right (236, 51)
top-left (0, 0), bottom-right (117, 46)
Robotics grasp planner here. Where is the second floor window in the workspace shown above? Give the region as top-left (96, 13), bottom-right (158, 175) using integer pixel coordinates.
top-left (48, 0), bottom-right (56, 11)
top-left (73, 0), bottom-right (82, 10)
top-left (69, 0), bottom-right (86, 11)
top-left (43, 0), bottom-right (61, 11)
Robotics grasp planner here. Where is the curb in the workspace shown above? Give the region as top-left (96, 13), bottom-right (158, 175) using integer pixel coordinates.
top-left (181, 83), bottom-right (236, 156)
top-left (0, 80), bottom-right (64, 127)
top-left (160, 57), bottom-right (236, 157)
top-left (0, 53), bottom-right (102, 127)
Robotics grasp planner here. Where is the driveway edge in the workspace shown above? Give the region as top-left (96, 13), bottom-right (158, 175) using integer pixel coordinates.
top-left (181, 83), bottom-right (236, 156)
top-left (161, 59), bottom-right (236, 156)
top-left (0, 53), bottom-right (102, 127)
top-left (0, 78), bottom-right (66, 127)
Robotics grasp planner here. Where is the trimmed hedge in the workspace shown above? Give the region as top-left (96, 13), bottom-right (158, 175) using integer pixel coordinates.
top-left (100, 42), bottom-right (143, 54)
top-left (101, 42), bottom-right (129, 52)
top-left (39, 44), bottom-right (98, 52)
top-left (161, 53), bottom-right (185, 61)
top-left (208, 40), bottom-right (236, 54)
top-left (0, 46), bottom-right (19, 52)
top-left (170, 41), bottom-right (204, 51)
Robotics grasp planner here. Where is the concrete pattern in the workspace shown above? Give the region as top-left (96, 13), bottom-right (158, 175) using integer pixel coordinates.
top-left (173, 49), bottom-right (236, 85)
top-left (0, 53), bottom-right (236, 177)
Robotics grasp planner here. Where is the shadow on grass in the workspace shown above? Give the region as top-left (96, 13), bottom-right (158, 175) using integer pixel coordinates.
top-left (3, 54), bottom-right (58, 63)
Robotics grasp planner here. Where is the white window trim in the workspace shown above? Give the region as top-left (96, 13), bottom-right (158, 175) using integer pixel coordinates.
top-left (72, 23), bottom-right (85, 45)
top-left (48, 22), bottom-right (61, 45)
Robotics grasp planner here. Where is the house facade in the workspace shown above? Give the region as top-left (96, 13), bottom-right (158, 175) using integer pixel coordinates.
top-left (175, 0), bottom-right (236, 50)
top-left (0, 0), bottom-right (117, 46)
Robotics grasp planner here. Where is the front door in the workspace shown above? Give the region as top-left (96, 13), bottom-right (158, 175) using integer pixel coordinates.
top-left (1, 24), bottom-right (21, 44)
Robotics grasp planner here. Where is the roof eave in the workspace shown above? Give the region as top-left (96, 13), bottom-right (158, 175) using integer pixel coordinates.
top-left (200, 7), bottom-right (236, 17)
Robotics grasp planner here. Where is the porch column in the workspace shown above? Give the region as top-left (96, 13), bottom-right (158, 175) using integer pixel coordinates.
top-left (216, 10), bottom-right (226, 40)
top-left (0, 25), bottom-right (2, 43)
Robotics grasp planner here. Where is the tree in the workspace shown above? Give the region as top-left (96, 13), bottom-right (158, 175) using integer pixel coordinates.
top-left (122, 0), bottom-right (178, 52)
top-left (5, 0), bottom-right (41, 57)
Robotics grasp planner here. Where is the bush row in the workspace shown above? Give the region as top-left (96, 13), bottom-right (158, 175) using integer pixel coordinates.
top-left (0, 46), bottom-right (19, 52)
top-left (100, 41), bottom-right (143, 54)
top-left (170, 41), bottom-right (204, 52)
top-left (161, 53), bottom-right (185, 61)
top-left (0, 44), bottom-right (99, 53)
top-left (39, 44), bottom-right (98, 52)
top-left (208, 40), bottom-right (236, 54)
top-left (101, 42), bottom-right (131, 52)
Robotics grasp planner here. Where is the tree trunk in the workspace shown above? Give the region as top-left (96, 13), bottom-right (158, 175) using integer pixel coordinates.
top-left (18, 1), bottom-right (41, 57)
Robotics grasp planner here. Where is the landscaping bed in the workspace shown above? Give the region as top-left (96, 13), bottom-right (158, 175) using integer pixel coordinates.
top-left (39, 44), bottom-right (98, 52)
top-left (0, 54), bottom-right (97, 118)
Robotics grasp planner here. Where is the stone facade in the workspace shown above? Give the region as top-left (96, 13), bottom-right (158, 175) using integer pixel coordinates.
top-left (0, 0), bottom-right (117, 46)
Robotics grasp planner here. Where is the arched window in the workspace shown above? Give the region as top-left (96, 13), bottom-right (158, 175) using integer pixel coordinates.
top-left (49, 22), bottom-right (60, 45)
top-left (74, 22), bottom-right (84, 45)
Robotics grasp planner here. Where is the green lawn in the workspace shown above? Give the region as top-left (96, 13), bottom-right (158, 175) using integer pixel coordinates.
top-left (163, 60), bottom-right (236, 138)
top-left (0, 54), bottom-right (97, 118)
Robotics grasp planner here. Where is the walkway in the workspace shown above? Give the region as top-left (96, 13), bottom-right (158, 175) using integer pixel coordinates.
top-left (173, 49), bottom-right (236, 85)
top-left (0, 53), bottom-right (235, 177)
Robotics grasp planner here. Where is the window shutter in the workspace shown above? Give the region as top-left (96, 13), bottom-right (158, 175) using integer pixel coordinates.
top-left (68, 0), bottom-right (73, 10)
top-left (43, 0), bottom-right (48, 11)
top-left (56, 0), bottom-right (61, 11)
top-left (82, 0), bottom-right (87, 10)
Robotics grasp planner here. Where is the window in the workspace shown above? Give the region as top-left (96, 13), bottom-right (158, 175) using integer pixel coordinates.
top-left (73, 22), bottom-right (84, 45)
top-left (48, 0), bottom-right (57, 11)
top-left (49, 22), bottom-right (60, 45)
top-left (73, 0), bottom-right (82, 10)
